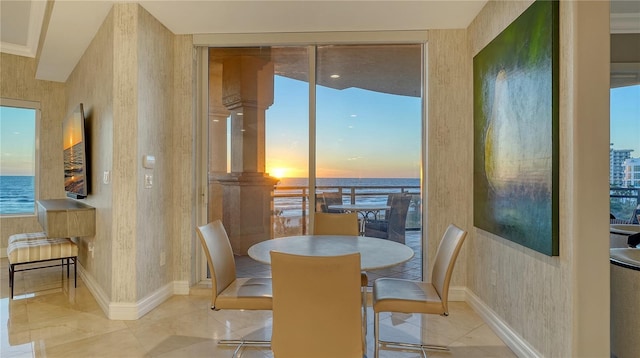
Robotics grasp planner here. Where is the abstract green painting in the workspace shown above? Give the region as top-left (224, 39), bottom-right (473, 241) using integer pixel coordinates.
top-left (473, 0), bottom-right (559, 256)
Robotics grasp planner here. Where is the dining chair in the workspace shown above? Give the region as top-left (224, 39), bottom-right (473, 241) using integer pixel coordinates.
top-left (364, 193), bottom-right (412, 244)
top-left (196, 220), bottom-right (272, 354)
top-left (313, 212), bottom-right (369, 333)
top-left (372, 223), bottom-right (467, 358)
top-left (313, 211), bottom-right (360, 236)
top-left (270, 251), bottom-right (364, 358)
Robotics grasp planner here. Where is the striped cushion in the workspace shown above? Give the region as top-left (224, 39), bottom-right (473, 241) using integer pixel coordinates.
top-left (7, 235), bottom-right (78, 264)
top-left (8, 232), bottom-right (48, 244)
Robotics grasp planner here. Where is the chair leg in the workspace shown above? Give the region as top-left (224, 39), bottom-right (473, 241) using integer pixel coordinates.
top-left (218, 338), bottom-right (270, 357)
top-left (374, 311), bottom-right (447, 357)
top-left (377, 340), bottom-right (447, 355)
top-left (374, 311), bottom-right (380, 358)
top-left (9, 263), bottom-right (15, 299)
top-left (362, 287), bottom-right (367, 331)
top-left (218, 339), bottom-right (270, 346)
top-left (361, 287), bottom-right (367, 353)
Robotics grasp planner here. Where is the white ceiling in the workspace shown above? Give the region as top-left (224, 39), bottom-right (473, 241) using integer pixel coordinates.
top-left (1, 0), bottom-right (639, 83)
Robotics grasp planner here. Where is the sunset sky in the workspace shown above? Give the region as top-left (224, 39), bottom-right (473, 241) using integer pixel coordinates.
top-left (0, 106), bottom-right (35, 176)
top-left (265, 75), bottom-right (422, 179)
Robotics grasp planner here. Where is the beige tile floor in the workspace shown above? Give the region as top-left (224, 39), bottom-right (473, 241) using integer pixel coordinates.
top-left (1, 257), bottom-right (516, 357)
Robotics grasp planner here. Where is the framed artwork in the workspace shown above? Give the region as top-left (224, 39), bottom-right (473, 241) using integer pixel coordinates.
top-left (473, 0), bottom-right (559, 256)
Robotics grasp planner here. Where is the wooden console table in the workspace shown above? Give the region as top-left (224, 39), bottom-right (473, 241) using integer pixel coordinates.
top-left (37, 199), bottom-right (96, 238)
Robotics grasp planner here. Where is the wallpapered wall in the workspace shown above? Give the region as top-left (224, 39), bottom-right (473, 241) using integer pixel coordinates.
top-left (0, 54), bottom-right (65, 250)
top-left (64, 3), bottom-right (194, 310)
top-left (465, 1), bottom-right (610, 356)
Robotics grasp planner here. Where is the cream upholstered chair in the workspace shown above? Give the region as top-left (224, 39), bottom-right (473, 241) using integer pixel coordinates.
top-left (372, 224), bottom-right (467, 358)
top-left (313, 212), bottom-right (369, 331)
top-left (270, 251), bottom-right (364, 358)
top-left (196, 220), bottom-right (272, 351)
top-left (313, 211), bottom-right (360, 236)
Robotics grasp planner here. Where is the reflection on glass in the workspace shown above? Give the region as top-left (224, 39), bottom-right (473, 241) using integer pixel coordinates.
top-left (315, 44), bottom-right (423, 246)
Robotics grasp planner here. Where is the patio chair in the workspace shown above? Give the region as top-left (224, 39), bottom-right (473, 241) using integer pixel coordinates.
top-left (364, 193), bottom-right (412, 244)
top-left (316, 191), bottom-right (344, 213)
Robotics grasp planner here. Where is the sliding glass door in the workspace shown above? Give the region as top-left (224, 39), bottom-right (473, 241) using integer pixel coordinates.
top-left (315, 44), bottom-right (423, 282)
top-left (205, 43), bottom-right (424, 283)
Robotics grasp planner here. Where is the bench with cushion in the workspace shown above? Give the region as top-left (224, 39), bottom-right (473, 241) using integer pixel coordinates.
top-left (7, 232), bottom-right (78, 299)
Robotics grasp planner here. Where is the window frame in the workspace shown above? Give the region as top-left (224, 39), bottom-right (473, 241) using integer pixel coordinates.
top-left (0, 98), bottom-right (41, 216)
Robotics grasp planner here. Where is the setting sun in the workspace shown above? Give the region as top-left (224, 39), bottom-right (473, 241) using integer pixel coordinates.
top-left (270, 167), bottom-right (288, 178)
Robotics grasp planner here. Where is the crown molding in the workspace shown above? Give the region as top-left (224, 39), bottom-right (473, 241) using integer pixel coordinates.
top-left (0, 0), bottom-right (46, 58)
top-left (611, 13), bottom-right (640, 34)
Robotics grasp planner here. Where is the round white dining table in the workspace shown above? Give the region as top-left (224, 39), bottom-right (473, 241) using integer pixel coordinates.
top-left (247, 235), bottom-right (414, 270)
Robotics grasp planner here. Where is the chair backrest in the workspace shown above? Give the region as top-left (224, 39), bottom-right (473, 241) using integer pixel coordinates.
top-left (320, 192), bottom-right (343, 212)
top-left (315, 193), bottom-right (326, 212)
top-left (313, 212), bottom-right (359, 236)
top-left (431, 224), bottom-right (467, 313)
top-left (271, 251), bottom-right (363, 358)
top-left (196, 220), bottom-right (237, 305)
top-left (386, 193), bottom-right (412, 243)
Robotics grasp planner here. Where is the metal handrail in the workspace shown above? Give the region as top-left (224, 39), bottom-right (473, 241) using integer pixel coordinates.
top-left (610, 187), bottom-right (640, 224)
top-left (609, 187), bottom-right (640, 199)
top-left (272, 185), bottom-right (421, 234)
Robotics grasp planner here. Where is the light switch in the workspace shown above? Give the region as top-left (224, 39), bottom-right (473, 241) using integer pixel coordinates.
top-left (144, 174), bottom-right (153, 189)
top-left (143, 155), bottom-right (156, 169)
top-left (103, 171), bottom-right (111, 184)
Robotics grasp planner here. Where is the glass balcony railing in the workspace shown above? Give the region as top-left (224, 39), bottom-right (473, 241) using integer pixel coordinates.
top-left (610, 186), bottom-right (640, 224)
top-left (271, 184), bottom-right (421, 238)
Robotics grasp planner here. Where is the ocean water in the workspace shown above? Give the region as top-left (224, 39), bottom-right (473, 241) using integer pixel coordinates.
top-left (0, 176), bottom-right (35, 214)
top-left (274, 177), bottom-right (420, 217)
top-left (0, 175), bottom-right (420, 217)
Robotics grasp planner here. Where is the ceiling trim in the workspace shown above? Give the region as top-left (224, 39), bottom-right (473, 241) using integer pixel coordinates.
top-left (0, 0), bottom-right (46, 58)
top-left (611, 13), bottom-right (640, 33)
top-left (193, 30), bottom-right (430, 47)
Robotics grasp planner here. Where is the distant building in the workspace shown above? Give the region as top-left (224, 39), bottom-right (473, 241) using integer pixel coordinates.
top-left (623, 157), bottom-right (640, 187)
top-left (610, 148), bottom-right (634, 185)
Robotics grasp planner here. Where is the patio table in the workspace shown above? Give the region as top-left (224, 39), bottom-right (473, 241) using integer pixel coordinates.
top-left (328, 204), bottom-right (391, 234)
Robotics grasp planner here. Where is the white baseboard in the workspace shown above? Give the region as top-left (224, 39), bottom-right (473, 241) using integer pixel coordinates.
top-left (128, 283), bottom-right (174, 320)
top-left (465, 288), bottom-right (542, 358)
top-left (78, 264), bottom-right (111, 317)
top-left (79, 264), bottom-right (189, 320)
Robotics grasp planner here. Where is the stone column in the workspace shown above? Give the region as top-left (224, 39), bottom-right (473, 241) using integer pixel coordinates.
top-left (208, 61), bottom-right (229, 224)
top-left (209, 49), bottom-right (278, 254)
